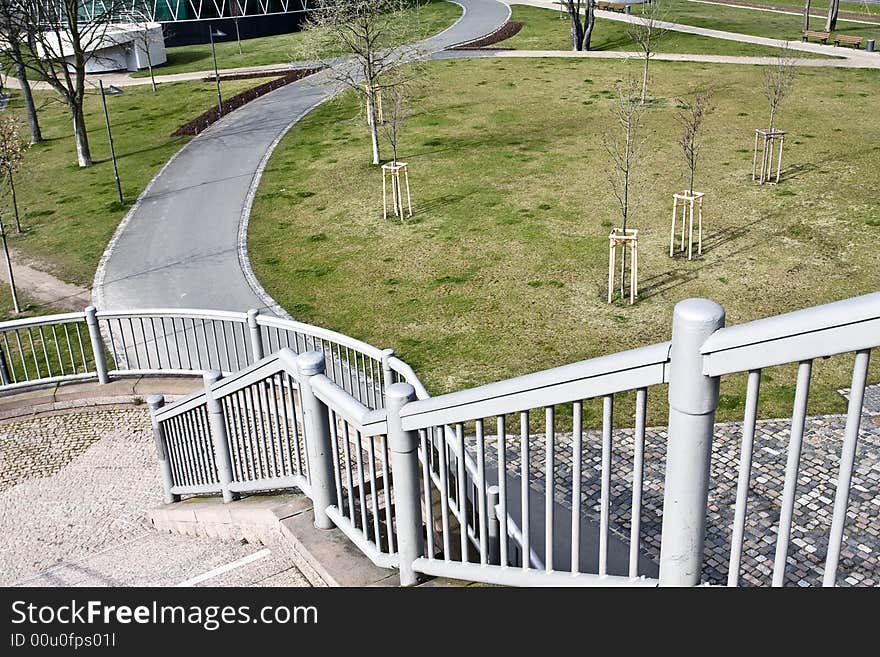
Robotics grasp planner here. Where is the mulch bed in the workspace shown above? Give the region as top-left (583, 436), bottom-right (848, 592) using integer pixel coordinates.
top-left (446, 21), bottom-right (525, 50)
top-left (173, 67), bottom-right (322, 138)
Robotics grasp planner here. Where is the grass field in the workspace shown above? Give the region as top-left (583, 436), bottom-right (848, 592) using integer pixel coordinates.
top-left (133, 0), bottom-right (463, 78)
top-left (248, 57), bottom-right (880, 423)
top-left (503, 4), bottom-right (827, 55)
top-left (1, 78), bottom-right (261, 287)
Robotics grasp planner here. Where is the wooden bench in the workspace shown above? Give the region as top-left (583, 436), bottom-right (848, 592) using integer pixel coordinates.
top-left (596, 1), bottom-right (629, 12)
top-left (833, 34), bottom-right (864, 48)
top-left (802, 30), bottom-right (831, 44)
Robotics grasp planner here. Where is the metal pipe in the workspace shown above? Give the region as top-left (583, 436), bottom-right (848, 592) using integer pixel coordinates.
top-left (84, 306), bottom-right (109, 384)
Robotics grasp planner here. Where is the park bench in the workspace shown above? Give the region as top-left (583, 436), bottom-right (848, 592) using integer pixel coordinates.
top-left (802, 30), bottom-right (830, 44)
top-left (833, 34), bottom-right (864, 48)
top-left (596, 1), bottom-right (629, 12)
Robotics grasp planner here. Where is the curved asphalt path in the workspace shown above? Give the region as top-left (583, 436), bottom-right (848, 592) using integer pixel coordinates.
top-left (94, 0), bottom-right (510, 313)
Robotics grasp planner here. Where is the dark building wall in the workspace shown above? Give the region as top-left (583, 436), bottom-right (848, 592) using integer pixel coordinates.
top-left (163, 12), bottom-right (306, 47)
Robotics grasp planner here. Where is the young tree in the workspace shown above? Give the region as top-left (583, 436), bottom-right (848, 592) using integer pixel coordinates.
top-left (763, 50), bottom-right (796, 132)
top-left (627, 0), bottom-right (669, 105)
top-left (675, 89), bottom-right (712, 196)
top-left (559, 0), bottom-right (596, 51)
top-left (379, 79), bottom-right (410, 165)
top-left (10, 0), bottom-right (126, 167)
top-left (0, 118), bottom-right (28, 233)
top-left (603, 79), bottom-right (647, 302)
top-left (299, 0), bottom-right (427, 165)
top-left (0, 2), bottom-right (43, 143)
top-left (126, 9), bottom-right (162, 92)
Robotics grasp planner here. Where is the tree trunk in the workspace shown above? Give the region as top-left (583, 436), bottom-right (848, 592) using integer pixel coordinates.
top-left (70, 100), bottom-right (93, 167)
top-left (0, 214), bottom-right (20, 314)
top-left (640, 54), bottom-right (650, 105)
top-left (9, 173), bottom-right (21, 233)
top-left (570, 10), bottom-right (584, 51)
top-left (803, 0), bottom-right (811, 32)
top-left (825, 0), bottom-right (839, 31)
top-left (367, 93), bottom-right (381, 165)
top-left (582, 4), bottom-right (596, 51)
top-left (10, 43), bottom-right (42, 144)
top-left (146, 41), bottom-right (157, 92)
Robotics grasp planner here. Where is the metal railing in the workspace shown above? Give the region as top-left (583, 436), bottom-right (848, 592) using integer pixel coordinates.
top-left (6, 293), bottom-right (877, 587)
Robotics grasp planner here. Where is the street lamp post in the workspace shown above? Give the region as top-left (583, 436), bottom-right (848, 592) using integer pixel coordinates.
top-left (209, 26), bottom-right (227, 115)
top-left (99, 80), bottom-right (124, 204)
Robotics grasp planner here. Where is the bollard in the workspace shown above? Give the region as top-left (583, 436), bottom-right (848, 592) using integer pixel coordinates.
top-left (296, 351), bottom-right (337, 529)
top-left (867, 39), bottom-right (875, 53)
top-left (84, 306), bottom-right (109, 384)
top-left (386, 382), bottom-right (425, 586)
top-left (247, 309), bottom-right (264, 362)
top-left (148, 395), bottom-right (179, 504)
top-left (658, 298), bottom-right (725, 586)
top-left (204, 370), bottom-right (238, 503)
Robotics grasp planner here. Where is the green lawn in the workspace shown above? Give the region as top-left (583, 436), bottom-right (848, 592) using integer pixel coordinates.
top-left (1, 78), bottom-right (260, 287)
top-left (503, 4), bottom-right (850, 55)
top-left (248, 57), bottom-right (880, 423)
top-left (661, 0), bottom-right (880, 40)
top-left (134, 0), bottom-right (463, 78)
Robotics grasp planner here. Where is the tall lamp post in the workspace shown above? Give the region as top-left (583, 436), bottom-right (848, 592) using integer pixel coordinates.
top-left (209, 26), bottom-right (227, 115)
top-left (99, 80), bottom-right (124, 203)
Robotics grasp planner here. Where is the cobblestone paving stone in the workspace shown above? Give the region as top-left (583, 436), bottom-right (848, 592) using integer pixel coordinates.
top-left (0, 409), bottom-right (309, 587)
top-left (471, 389), bottom-right (880, 587)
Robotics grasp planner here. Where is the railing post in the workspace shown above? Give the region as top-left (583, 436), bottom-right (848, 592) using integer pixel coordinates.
top-left (147, 394), bottom-right (179, 504)
top-left (486, 485), bottom-right (502, 566)
top-left (0, 347), bottom-right (10, 385)
top-left (247, 309), bottom-right (264, 362)
top-left (85, 306), bottom-right (109, 384)
top-left (386, 382), bottom-right (425, 586)
top-left (381, 348), bottom-right (395, 390)
top-left (204, 369), bottom-right (238, 503)
top-left (659, 298), bottom-right (725, 587)
top-left (296, 351), bottom-right (336, 529)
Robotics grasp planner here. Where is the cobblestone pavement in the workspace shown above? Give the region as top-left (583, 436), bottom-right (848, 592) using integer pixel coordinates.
top-left (0, 409), bottom-right (309, 587)
top-left (473, 387), bottom-right (880, 587)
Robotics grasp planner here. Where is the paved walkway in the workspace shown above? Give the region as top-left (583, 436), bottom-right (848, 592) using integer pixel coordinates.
top-left (93, 0), bottom-right (511, 314)
top-left (0, 408), bottom-right (311, 586)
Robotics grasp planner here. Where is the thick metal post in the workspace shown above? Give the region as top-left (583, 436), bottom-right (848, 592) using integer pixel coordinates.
top-left (247, 309), bottom-right (264, 362)
top-left (296, 351), bottom-right (336, 529)
top-left (84, 306), bottom-right (109, 384)
top-left (486, 485), bottom-right (502, 566)
top-left (386, 382), bottom-right (425, 586)
top-left (147, 394), bottom-right (179, 504)
top-left (204, 370), bottom-right (237, 503)
top-left (658, 298), bottom-right (725, 587)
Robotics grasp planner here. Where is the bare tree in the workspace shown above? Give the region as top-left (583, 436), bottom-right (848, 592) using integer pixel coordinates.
top-left (378, 78), bottom-right (410, 165)
top-left (0, 117), bottom-right (28, 233)
top-left (0, 2), bottom-right (42, 143)
top-left (298, 0), bottom-right (427, 165)
top-left (627, 0), bottom-right (670, 105)
top-left (763, 49), bottom-right (796, 132)
top-left (825, 0), bottom-right (840, 31)
top-left (10, 0), bottom-right (126, 167)
top-left (559, 0), bottom-right (597, 51)
top-left (125, 8), bottom-right (163, 92)
top-left (603, 79), bottom-right (647, 302)
top-left (675, 89), bottom-right (712, 196)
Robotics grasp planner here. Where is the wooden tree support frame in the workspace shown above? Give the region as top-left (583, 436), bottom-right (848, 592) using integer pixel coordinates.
top-left (752, 128), bottom-right (785, 185)
top-left (382, 161), bottom-right (412, 221)
top-left (608, 228), bottom-right (639, 305)
top-left (670, 191), bottom-right (704, 260)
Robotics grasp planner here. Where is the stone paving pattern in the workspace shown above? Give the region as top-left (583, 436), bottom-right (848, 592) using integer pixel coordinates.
top-left (0, 408), bottom-right (309, 587)
top-left (477, 392), bottom-right (880, 587)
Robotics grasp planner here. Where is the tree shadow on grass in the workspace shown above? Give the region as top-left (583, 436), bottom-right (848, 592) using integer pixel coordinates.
top-left (410, 189), bottom-right (478, 219)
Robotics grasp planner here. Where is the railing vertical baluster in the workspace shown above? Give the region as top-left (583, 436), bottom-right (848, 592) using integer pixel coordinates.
top-left (823, 349), bottom-right (871, 586)
top-left (139, 318), bottom-right (153, 370)
top-left (496, 415), bottom-right (508, 568)
top-left (236, 391), bottom-right (256, 481)
top-left (85, 307), bottom-right (109, 384)
top-left (255, 377), bottom-right (279, 478)
top-left (223, 397), bottom-right (243, 482)
top-left (75, 323), bottom-right (88, 372)
top-left (3, 333), bottom-right (16, 383)
top-left (293, 350), bottom-right (337, 529)
top-left (50, 326), bottom-right (64, 376)
top-left (37, 327), bottom-right (51, 377)
top-left (15, 330), bottom-right (28, 381)
top-left (286, 374), bottom-right (305, 476)
top-left (26, 329), bottom-right (41, 379)
top-left (728, 370), bottom-right (761, 587)
top-left (599, 395), bottom-right (613, 577)
top-left (487, 486), bottom-right (501, 566)
top-left (437, 425), bottom-right (451, 560)
top-left (456, 423), bottom-right (467, 562)
top-left (630, 387), bottom-right (647, 579)
top-left (476, 419), bottom-right (488, 565)
top-left (329, 412), bottom-right (344, 515)
top-left (380, 434), bottom-right (395, 554)
top-left (772, 359), bottom-right (813, 587)
top-left (421, 429), bottom-right (435, 558)
top-left (355, 431), bottom-right (369, 534)
top-left (245, 386), bottom-right (265, 478)
top-left (148, 395), bottom-right (179, 504)
top-left (367, 436), bottom-right (381, 545)
top-left (159, 318), bottom-right (172, 370)
top-left (659, 298), bottom-right (725, 587)
top-left (571, 401), bottom-right (583, 574)
top-left (520, 410), bottom-right (530, 570)
top-left (342, 422), bottom-right (356, 522)
top-left (545, 405), bottom-right (554, 572)
top-left (386, 383), bottom-right (424, 585)
top-left (63, 325), bottom-right (75, 374)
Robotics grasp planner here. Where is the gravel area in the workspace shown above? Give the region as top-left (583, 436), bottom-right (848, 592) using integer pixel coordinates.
top-left (0, 408), bottom-right (309, 587)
